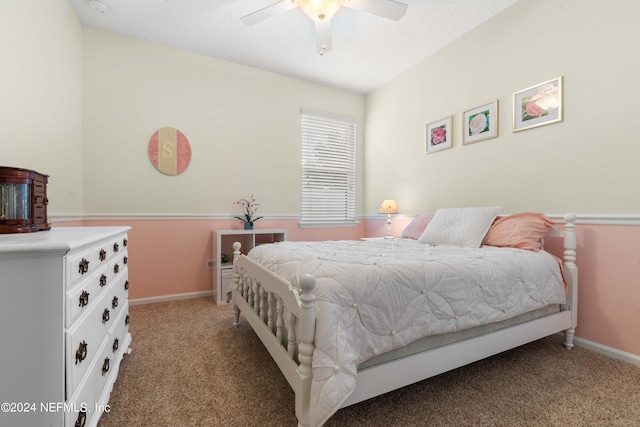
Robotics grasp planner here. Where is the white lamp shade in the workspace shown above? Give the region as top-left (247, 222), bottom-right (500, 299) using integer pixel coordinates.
top-left (379, 199), bottom-right (399, 214)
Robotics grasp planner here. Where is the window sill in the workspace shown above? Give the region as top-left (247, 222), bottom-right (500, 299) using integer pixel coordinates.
top-left (298, 221), bottom-right (360, 229)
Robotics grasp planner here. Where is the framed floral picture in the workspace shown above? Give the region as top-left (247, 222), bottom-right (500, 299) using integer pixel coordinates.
top-left (426, 116), bottom-right (453, 154)
top-left (463, 100), bottom-right (498, 145)
top-left (513, 76), bottom-right (563, 132)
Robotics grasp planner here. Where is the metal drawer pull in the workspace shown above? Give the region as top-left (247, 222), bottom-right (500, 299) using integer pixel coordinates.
top-left (114, 264), bottom-right (120, 274)
top-left (102, 308), bottom-right (110, 323)
top-left (124, 256), bottom-right (128, 265)
top-left (102, 357), bottom-right (110, 376)
top-left (113, 242), bottom-right (119, 253)
top-left (112, 296), bottom-right (119, 309)
top-left (79, 291), bottom-right (90, 308)
top-left (100, 274), bottom-right (107, 287)
top-left (99, 248), bottom-right (107, 262)
top-left (123, 238), bottom-right (128, 247)
top-left (78, 258), bottom-right (89, 275)
top-left (112, 337), bottom-right (119, 352)
top-left (75, 410), bottom-right (87, 427)
top-left (125, 314), bottom-right (130, 325)
top-left (124, 280), bottom-right (129, 291)
top-left (75, 341), bottom-right (88, 364)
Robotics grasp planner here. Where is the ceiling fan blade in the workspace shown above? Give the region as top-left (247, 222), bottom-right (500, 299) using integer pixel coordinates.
top-left (315, 20), bottom-right (332, 55)
top-left (343, 0), bottom-right (408, 20)
top-left (240, 0), bottom-right (298, 26)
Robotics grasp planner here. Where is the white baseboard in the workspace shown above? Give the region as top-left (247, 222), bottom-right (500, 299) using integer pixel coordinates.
top-left (572, 336), bottom-right (640, 367)
top-left (130, 291), bottom-right (213, 306)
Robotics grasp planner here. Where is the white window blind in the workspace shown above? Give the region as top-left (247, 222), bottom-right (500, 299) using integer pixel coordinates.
top-left (301, 110), bottom-right (356, 226)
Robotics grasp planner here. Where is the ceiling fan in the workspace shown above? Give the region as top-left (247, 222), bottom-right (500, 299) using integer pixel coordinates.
top-left (241, 0), bottom-right (408, 55)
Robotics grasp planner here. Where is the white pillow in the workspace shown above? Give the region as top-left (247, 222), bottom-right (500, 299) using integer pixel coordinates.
top-left (418, 206), bottom-right (502, 248)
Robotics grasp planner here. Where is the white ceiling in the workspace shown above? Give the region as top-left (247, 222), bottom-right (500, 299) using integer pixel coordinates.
top-left (69, 0), bottom-right (520, 95)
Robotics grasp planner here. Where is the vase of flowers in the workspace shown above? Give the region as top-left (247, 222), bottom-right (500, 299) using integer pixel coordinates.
top-left (234, 195), bottom-right (263, 230)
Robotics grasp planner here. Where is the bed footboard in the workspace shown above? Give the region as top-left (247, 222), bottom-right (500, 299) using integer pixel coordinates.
top-left (230, 242), bottom-right (316, 427)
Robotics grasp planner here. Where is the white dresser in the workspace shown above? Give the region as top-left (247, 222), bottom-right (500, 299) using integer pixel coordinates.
top-left (0, 226), bottom-right (131, 427)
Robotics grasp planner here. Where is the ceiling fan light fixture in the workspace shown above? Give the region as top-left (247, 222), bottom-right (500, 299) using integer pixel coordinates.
top-left (294, 0), bottom-right (345, 22)
top-left (88, 0), bottom-right (108, 13)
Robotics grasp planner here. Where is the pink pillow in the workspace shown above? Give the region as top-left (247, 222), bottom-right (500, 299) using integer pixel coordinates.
top-left (401, 214), bottom-right (434, 240)
top-left (482, 213), bottom-right (555, 252)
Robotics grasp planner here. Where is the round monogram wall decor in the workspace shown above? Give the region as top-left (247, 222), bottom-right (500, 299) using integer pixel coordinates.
top-left (148, 127), bottom-right (192, 175)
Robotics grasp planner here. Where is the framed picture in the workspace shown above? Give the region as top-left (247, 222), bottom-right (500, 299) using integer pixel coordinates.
top-left (463, 100), bottom-right (498, 145)
top-left (513, 76), bottom-right (563, 132)
top-left (426, 116), bottom-right (453, 153)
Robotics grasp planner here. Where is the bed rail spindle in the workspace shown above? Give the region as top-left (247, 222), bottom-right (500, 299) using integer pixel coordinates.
top-left (287, 312), bottom-right (297, 360)
top-left (260, 287), bottom-right (268, 323)
top-left (248, 277), bottom-right (255, 308)
top-left (253, 281), bottom-right (261, 314)
top-left (243, 274), bottom-right (250, 302)
top-left (276, 298), bottom-right (284, 343)
top-left (267, 292), bottom-right (275, 333)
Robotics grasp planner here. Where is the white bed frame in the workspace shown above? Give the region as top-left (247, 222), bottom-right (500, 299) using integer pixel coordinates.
top-left (231, 214), bottom-right (578, 427)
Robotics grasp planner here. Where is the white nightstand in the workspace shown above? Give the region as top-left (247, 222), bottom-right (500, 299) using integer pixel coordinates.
top-left (212, 228), bottom-right (287, 304)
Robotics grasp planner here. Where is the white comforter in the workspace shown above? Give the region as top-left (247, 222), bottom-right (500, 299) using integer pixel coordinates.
top-left (247, 238), bottom-right (566, 426)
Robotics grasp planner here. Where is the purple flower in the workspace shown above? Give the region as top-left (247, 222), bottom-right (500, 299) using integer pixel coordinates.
top-left (234, 195), bottom-right (263, 224)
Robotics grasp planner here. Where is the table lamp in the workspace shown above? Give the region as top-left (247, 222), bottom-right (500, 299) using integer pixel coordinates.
top-left (379, 199), bottom-right (399, 238)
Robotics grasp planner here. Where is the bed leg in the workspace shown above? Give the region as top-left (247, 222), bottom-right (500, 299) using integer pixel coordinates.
top-left (563, 328), bottom-right (575, 350)
top-left (233, 303), bottom-right (240, 328)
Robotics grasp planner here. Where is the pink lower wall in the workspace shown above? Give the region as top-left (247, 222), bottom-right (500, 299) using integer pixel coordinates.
top-left (57, 218), bottom-right (366, 300)
top-left (541, 223), bottom-right (640, 357)
top-left (573, 225), bottom-right (639, 355)
top-left (55, 218), bottom-right (639, 358)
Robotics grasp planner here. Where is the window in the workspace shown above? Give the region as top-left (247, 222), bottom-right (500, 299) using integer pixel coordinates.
top-left (300, 109), bottom-right (356, 227)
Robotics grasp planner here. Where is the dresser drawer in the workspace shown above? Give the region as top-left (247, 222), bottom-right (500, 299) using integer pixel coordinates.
top-left (66, 289), bottom-right (113, 396)
top-left (65, 337), bottom-right (112, 427)
top-left (107, 273), bottom-right (129, 322)
top-left (65, 235), bottom-right (122, 289)
top-left (109, 234), bottom-right (128, 258)
top-left (65, 305), bottom-right (130, 427)
top-left (109, 301), bottom-right (130, 360)
top-left (92, 263), bottom-right (110, 301)
top-left (66, 263), bottom-right (111, 328)
top-left (108, 249), bottom-right (128, 281)
top-left (91, 241), bottom-right (111, 270)
top-left (66, 247), bottom-right (96, 288)
top-left (65, 276), bottom-right (97, 328)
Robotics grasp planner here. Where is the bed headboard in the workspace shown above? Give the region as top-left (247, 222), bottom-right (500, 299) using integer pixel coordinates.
top-left (545, 214), bottom-right (578, 329)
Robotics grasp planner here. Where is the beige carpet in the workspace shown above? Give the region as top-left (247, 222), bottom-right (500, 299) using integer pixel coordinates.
top-left (98, 297), bottom-right (640, 427)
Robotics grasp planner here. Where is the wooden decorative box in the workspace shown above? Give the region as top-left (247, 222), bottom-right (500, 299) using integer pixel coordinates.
top-left (0, 166), bottom-right (49, 233)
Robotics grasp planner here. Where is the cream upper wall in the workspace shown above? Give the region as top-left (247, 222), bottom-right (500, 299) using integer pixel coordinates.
top-left (81, 27), bottom-right (365, 216)
top-left (6, 0), bottom-right (638, 218)
top-left (0, 0), bottom-right (83, 214)
top-left (365, 0), bottom-right (640, 215)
